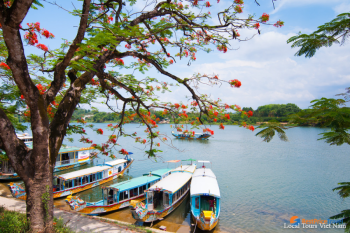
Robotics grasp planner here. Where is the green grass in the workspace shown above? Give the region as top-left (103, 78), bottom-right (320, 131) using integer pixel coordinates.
top-left (0, 206), bottom-right (73, 233)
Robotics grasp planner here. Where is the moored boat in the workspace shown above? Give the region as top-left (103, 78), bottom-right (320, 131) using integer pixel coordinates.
top-left (171, 131), bottom-right (211, 140)
top-left (131, 164), bottom-right (196, 222)
top-left (9, 157), bottom-right (133, 200)
top-left (190, 161), bottom-right (220, 231)
top-left (66, 168), bottom-right (172, 215)
top-left (0, 134), bottom-right (94, 180)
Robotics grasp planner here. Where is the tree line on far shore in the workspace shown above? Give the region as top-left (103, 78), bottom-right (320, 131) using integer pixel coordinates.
top-left (69, 103), bottom-right (302, 125)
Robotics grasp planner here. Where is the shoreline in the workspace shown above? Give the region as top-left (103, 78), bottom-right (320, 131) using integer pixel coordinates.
top-left (0, 195), bottom-right (172, 233)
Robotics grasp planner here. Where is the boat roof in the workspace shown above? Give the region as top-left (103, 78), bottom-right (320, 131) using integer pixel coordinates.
top-left (108, 175), bottom-right (159, 191)
top-left (26, 144), bottom-right (92, 153)
top-left (57, 165), bottom-right (110, 180)
top-left (172, 164), bottom-right (196, 173)
top-left (191, 168), bottom-right (220, 198)
top-left (149, 172), bottom-right (192, 193)
top-left (105, 159), bottom-right (127, 166)
top-left (143, 168), bottom-right (172, 177)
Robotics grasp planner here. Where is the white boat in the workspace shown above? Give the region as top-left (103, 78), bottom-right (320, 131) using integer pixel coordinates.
top-left (131, 164), bottom-right (196, 222)
top-left (190, 161), bottom-right (220, 230)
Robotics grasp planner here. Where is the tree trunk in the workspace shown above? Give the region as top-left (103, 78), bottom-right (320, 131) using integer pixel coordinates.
top-left (24, 161), bottom-right (54, 233)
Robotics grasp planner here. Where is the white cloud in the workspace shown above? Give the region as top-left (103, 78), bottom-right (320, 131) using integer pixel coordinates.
top-left (333, 3), bottom-right (350, 14)
top-left (271, 0), bottom-right (346, 14)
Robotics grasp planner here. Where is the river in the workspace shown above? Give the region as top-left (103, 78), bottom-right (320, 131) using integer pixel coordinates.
top-left (6, 123), bottom-right (350, 232)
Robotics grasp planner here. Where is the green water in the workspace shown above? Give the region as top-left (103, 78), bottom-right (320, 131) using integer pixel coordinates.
top-left (34, 124), bottom-right (350, 232)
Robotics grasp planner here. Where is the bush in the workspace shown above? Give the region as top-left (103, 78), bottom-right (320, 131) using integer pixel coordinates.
top-left (0, 206), bottom-right (73, 233)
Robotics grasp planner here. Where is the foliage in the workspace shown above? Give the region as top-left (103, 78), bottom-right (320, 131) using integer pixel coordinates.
top-left (255, 122), bottom-right (288, 142)
top-left (287, 13), bottom-right (350, 58)
top-left (253, 103), bottom-right (300, 117)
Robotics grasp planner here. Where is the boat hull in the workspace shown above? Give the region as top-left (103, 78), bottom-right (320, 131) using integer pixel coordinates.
top-left (67, 195), bottom-right (145, 215)
top-left (172, 133), bottom-right (211, 140)
top-left (0, 173), bottom-right (20, 181)
top-left (131, 191), bottom-right (189, 222)
top-left (9, 159), bottom-right (133, 200)
top-left (191, 211), bottom-right (219, 231)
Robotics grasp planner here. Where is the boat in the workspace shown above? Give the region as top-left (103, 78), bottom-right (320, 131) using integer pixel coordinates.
top-left (8, 156), bottom-right (134, 200)
top-left (66, 168), bottom-right (172, 215)
top-left (190, 161), bottom-right (220, 231)
top-left (171, 131), bottom-right (211, 140)
top-left (0, 142), bottom-right (94, 181)
top-left (131, 164), bottom-right (196, 222)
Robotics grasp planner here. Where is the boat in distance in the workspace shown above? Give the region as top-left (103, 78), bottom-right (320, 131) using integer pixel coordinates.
top-left (131, 164), bottom-right (196, 222)
top-left (190, 161), bottom-right (220, 231)
top-left (171, 131), bottom-right (211, 140)
top-left (9, 157), bottom-right (133, 200)
top-left (66, 168), bottom-right (172, 215)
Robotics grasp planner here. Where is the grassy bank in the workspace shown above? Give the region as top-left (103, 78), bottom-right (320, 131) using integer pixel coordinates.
top-left (0, 206), bottom-right (72, 233)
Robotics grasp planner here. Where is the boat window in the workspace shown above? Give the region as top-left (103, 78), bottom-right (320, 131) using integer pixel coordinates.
top-left (103, 188), bottom-right (108, 200)
top-left (108, 189), bottom-right (114, 204)
top-left (65, 179), bottom-right (73, 189)
top-left (139, 185), bottom-right (147, 195)
top-left (124, 190), bottom-right (129, 199)
top-left (132, 187), bottom-right (138, 197)
top-left (119, 191), bottom-right (124, 201)
top-left (118, 166), bottom-right (122, 173)
top-left (68, 152), bottom-right (74, 161)
top-left (147, 192), bottom-right (153, 204)
top-left (164, 193), bottom-right (169, 207)
top-left (56, 154), bottom-right (61, 162)
top-left (82, 176), bottom-right (88, 184)
top-left (89, 174), bottom-right (93, 182)
top-left (61, 153), bottom-right (69, 164)
top-left (74, 178), bottom-right (81, 187)
top-left (75, 152), bottom-right (78, 159)
top-left (195, 197), bottom-right (199, 209)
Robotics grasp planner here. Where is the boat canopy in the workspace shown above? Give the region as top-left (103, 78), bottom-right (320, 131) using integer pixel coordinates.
top-left (105, 159), bottom-right (127, 166)
top-left (57, 165), bottom-right (110, 180)
top-left (166, 160), bottom-right (181, 163)
top-left (172, 164), bottom-right (196, 173)
top-left (190, 168), bottom-right (220, 198)
top-left (26, 144), bottom-right (92, 153)
top-left (107, 175), bottom-right (159, 192)
top-left (148, 172), bottom-right (192, 193)
top-left (198, 160), bottom-right (211, 163)
top-left (143, 168), bottom-right (172, 177)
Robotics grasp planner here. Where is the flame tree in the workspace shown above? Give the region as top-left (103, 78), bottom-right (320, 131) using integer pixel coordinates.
top-left (0, 0), bottom-right (282, 231)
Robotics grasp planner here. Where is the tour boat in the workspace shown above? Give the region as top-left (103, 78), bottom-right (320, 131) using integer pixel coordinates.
top-left (190, 161), bottom-right (220, 231)
top-left (66, 168), bottom-right (172, 215)
top-left (0, 140), bottom-right (93, 181)
top-left (8, 156), bottom-right (133, 200)
top-left (171, 131), bottom-right (211, 140)
top-left (131, 164), bottom-right (196, 222)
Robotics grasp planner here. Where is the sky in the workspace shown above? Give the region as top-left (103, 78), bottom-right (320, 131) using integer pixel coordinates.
top-left (20, 0), bottom-right (350, 111)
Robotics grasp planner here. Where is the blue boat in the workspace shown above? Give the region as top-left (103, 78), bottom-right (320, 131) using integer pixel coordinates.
top-left (190, 161), bottom-right (220, 230)
top-left (171, 131), bottom-right (211, 140)
top-left (66, 168), bottom-right (172, 215)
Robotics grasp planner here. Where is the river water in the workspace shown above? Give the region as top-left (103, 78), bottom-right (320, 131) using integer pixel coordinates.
top-left (6, 123), bottom-right (350, 232)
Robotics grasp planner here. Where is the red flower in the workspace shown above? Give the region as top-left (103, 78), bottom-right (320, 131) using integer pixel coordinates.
top-left (107, 124), bottom-right (113, 127)
top-left (91, 144), bottom-right (97, 148)
top-left (225, 104), bottom-right (230, 109)
top-left (156, 143), bottom-right (160, 147)
top-left (234, 0), bottom-right (244, 3)
top-left (261, 13), bottom-right (270, 22)
top-left (274, 20), bottom-right (284, 28)
top-left (254, 23), bottom-right (260, 29)
top-left (169, 59), bottom-right (174, 64)
top-left (115, 58), bottom-right (124, 65)
top-left (247, 110), bottom-right (253, 118)
top-left (20, 95), bottom-right (24, 100)
top-left (142, 139), bottom-right (147, 144)
top-left (193, 0), bottom-right (198, 5)
top-left (36, 43), bottom-right (48, 52)
top-left (120, 149), bottom-right (129, 155)
top-left (174, 103), bottom-right (180, 109)
top-left (213, 111), bottom-right (218, 116)
top-left (248, 125), bottom-right (255, 131)
top-left (219, 123), bottom-right (225, 130)
top-left (225, 114), bottom-right (230, 120)
top-left (206, 1), bottom-right (211, 7)
top-left (229, 79), bottom-right (241, 88)
top-left (181, 104), bottom-right (187, 109)
top-left (234, 5), bottom-right (243, 13)
top-left (214, 118), bottom-right (217, 122)
top-left (97, 128), bottom-right (103, 135)
top-left (0, 62), bottom-right (10, 70)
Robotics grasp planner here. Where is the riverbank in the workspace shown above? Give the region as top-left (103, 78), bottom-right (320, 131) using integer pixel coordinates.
top-left (0, 196), bottom-right (169, 233)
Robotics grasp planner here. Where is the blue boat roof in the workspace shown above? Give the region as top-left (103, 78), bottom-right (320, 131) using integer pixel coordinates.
top-left (107, 168), bottom-right (171, 191)
top-left (108, 175), bottom-right (160, 191)
top-left (143, 168), bottom-right (172, 177)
